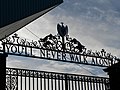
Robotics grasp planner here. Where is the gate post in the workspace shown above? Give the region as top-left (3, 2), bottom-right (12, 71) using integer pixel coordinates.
top-left (0, 53), bottom-right (8, 90)
top-left (104, 62), bottom-right (120, 90)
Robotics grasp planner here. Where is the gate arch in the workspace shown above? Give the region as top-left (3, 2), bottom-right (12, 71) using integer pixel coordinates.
top-left (0, 23), bottom-right (119, 90)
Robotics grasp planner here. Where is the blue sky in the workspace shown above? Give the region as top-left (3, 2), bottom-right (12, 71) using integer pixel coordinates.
top-left (7, 0), bottom-right (120, 77)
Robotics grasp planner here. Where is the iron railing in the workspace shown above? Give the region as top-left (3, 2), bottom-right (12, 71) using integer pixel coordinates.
top-left (6, 67), bottom-right (110, 90)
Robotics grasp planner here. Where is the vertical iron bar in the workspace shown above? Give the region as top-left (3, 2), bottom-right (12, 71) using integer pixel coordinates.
top-left (40, 74), bottom-right (42, 90)
top-left (75, 77), bottom-right (77, 90)
top-left (17, 70), bottom-right (18, 90)
top-left (48, 74), bottom-right (49, 90)
top-left (78, 77), bottom-right (80, 90)
top-left (89, 78), bottom-right (92, 90)
top-left (101, 79), bottom-right (104, 90)
top-left (3, 43), bottom-right (5, 53)
top-left (93, 79), bottom-right (95, 90)
top-left (65, 74), bottom-right (68, 90)
top-left (96, 80), bottom-right (98, 90)
top-left (62, 37), bottom-right (65, 51)
top-left (55, 74), bottom-right (57, 90)
top-left (37, 72), bottom-right (39, 90)
top-left (106, 79), bottom-right (109, 90)
top-left (87, 77), bottom-right (90, 90)
top-left (58, 75), bottom-right (60, 90)
top-left (98, 80), bottom-right (101, 90)
top-left (21, 70), bottom-right (22, 90)
top-left (62, 74), bottom-right (64, 90)
top-left (30, 47), bottom-right (32, 56)
top-left (81, 77), bottom-right (83, 90)
top-left (51, 74), bottom-right (53, 90)
top-left (84, 77), bottom-right (86, 90)
top-left (72, 76), bottom-right (74, 90)
top-left (25, 71), bottom-right (26, 90)
top-left (10, 69), bottom-right (12, 90)
top-left (29, 71), bottom-right (31, 90)
top-left (68, 76), bottom-right (71, 90)
top-left (44, 72), bottom-right (46, 90)
top-left (33, 71), bottom-right (35, 90)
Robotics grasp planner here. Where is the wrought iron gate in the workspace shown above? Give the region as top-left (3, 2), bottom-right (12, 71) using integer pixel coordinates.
top-left (6, 67), bottom-right (109, 90)
top-left (2, 23), bottom-right (118, 90)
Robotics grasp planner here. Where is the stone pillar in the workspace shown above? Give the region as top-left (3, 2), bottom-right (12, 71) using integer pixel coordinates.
top-left (104, 62), bottom-right (120, 90)
top-left (0, 53), bottom-right (8, 90)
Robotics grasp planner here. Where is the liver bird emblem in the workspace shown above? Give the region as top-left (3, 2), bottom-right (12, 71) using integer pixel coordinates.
top-left (57, 22), bottom-right (68, 37)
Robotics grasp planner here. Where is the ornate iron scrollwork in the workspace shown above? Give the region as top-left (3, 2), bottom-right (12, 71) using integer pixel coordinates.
top-left (1, 32), bottom-right (86, 53)
top-left (6, 76), bottom-right (17, 90)
top-left (1, 23), bottom-right (120, 67)
top-left (1, 30), bottom-right (119, 59)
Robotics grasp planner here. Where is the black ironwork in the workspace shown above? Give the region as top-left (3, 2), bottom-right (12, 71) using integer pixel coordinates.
top-left (1, 23), bottom-right (118, 90)
top-left (6, 67), bottom-right (110, 90)
top-left (104, 62), bottom-right (120, 90)
top-left (57, 22), bottom-right (68, 51)
top-left (0, 31), bottom-right (118, 67)
top-left (0, 31), bottom-right (119, 67)
top-left (0, 54), bottom-right (8, 90)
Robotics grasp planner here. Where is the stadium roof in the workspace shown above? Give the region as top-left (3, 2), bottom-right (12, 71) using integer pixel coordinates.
top-left (0, 0), bottom-right (63, 40)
